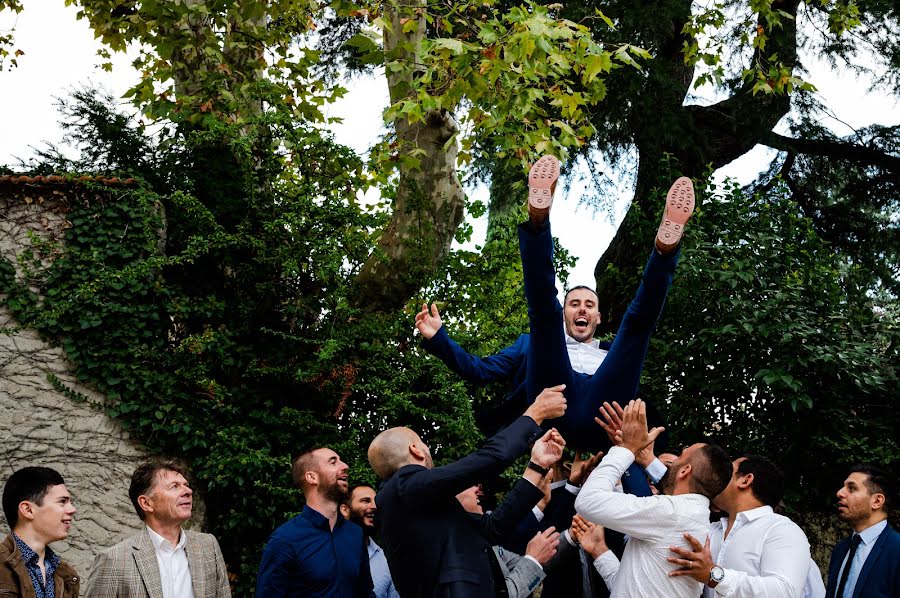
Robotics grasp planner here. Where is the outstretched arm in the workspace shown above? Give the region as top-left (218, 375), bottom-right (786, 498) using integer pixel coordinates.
top-left (418, 302), bottom-right (527, 383)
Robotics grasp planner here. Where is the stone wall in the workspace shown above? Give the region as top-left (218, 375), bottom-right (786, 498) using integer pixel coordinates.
top-left (0, 180), bottom-right (149, 579)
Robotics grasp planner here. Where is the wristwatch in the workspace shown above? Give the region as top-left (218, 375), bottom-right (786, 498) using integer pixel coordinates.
top-left (709, 565), bottom-right (725, 588)
top-left (527, 461), bottom-right (550, 476)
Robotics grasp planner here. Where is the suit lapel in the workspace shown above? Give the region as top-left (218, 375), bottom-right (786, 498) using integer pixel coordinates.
top-left (185, 531), bottom-right (204, 597)
top-left (133, 530), bottom-right (164, 598)
top-left (852, 525), bottom-right (892, 598)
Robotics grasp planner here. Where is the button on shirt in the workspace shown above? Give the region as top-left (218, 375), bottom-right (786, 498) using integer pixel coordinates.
top-left (704, 505), bottom-right (810, 598)
top-left (565, 332), bottom-right (608, 374)
top-left (834, 519), bottom-right (887, 598)
top-left (256, 505), bottom-right (374, 598)
top-left (146, 526), bottom-right (194, 598)
top-left (575, 446), bottom-right (711, 598)
top-left (367, 539), bottom-right (399, 598)
top-left (13, 534), bottom-right (60, 598)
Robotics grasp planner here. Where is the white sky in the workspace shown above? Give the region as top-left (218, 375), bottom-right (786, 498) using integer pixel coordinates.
top-left (1, 0), bottom-right (897, 286)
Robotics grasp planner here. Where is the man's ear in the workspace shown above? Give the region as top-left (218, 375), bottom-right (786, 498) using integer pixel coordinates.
top-left (678, 463), bottom-right (692, 480)
top-left (737, 472), bottom-right (754, 490)
top-left (339, 504), bottom-right (350, 519)
top-left (305, 471), bottom-right (319, 487)
top-left (409, 442), bottom-right (426, 461)
top-left (870, 492), bottom-right (886, 512)
top-left (137, 494), bottom-right (154, 515)
top-left (17, 501), bottom-right (35, 523)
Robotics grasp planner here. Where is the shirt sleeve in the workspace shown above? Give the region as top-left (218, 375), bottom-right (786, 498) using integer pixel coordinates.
top-left (574, 447), bottom-right (679, 543)
top-left (593, 550), bottom-right (620, 592)
top-left (713, 521), bottom-right (810, 598)
top-left (646, 458), bottom-right (668, 484)
top-left (255, 535), bottom-right (294, 598)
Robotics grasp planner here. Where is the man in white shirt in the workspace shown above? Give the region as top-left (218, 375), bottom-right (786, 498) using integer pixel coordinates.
top-left (85, 459), bottom-right (231, 598)
top-left (574, 398), bottom-right (732, 598)
top-left (665, 455), bottom-right (811, 597)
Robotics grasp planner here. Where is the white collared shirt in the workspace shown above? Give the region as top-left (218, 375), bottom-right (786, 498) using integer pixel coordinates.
top-left (575, 446), bottom-right (711, 598)
top-left (704, 505), bottom-right (810, 598)
top-left (833, 519), bottom-right (887, 598)
top-left (565, 331), bottom-right (607, 374)
top-left (146, 526), bottom-right (195, 598)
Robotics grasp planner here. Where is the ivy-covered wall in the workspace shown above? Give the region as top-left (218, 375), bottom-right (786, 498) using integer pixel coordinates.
top-left (0, 178), bottom-right (149, 576)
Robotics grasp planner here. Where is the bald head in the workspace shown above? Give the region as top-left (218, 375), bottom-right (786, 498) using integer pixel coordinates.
top-left (368, 427), bottom-right (431, 479)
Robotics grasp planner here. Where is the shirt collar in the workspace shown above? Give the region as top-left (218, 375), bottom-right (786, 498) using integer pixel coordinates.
top-left (736, 504), bottom-right (774, 523)
top-left (146, 525), bottom-right (186, 552)
top-left (301, 504), bottom-right (345, 531)
top-left (564, 330), bottom-right (601, 349)
top-left (857, 519), bottom-right (888, 545)
top-left (12, 534), bottom-right (59, 569)
top-left (367, 538), bottom-right (381, 558)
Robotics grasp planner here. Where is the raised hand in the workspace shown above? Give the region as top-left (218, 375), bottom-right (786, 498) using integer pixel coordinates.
top-left (594, 401), bottom-right (625, 446)
top-left (525, 527), bottom-right (560, 565)
top-left (524, 384), bottom-right (567, 425)
top-left (536, 470), bottom-right (553, 512)
top-left (530, 428), bottom-right (566, 468)
top-left (619, 399), bottom-right (665, 457)
top-left (414, 303), bottom-right (443, 339)
top-left (570, 514), bottom-right (607, 559)
top-left (568, 450), bottom-right (604, 487)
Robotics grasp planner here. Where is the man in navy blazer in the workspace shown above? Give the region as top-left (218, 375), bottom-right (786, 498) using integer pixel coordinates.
top-left (368, 386), bottom-right (567, 597)
top-left (826, 464), bottom-right (899, 598)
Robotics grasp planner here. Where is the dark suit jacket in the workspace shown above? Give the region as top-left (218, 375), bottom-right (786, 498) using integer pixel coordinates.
top-left (378, 415), bottom-right (544, 598)
top-left (825, 523), bottom-right (900, 598)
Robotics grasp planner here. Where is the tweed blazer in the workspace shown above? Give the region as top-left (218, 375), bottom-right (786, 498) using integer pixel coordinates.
top-left (84, 528), bottom-right (230, 598)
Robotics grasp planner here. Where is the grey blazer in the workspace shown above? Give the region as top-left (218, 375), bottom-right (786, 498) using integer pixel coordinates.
top-left (84, 528), bottom-right (231, 598)
top-left (493, 545), bottom-right (545, 598)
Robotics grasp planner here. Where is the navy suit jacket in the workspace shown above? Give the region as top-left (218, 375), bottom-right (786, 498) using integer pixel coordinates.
top-left (421, 328), bottom-right (612, 406)
top-left (825, 523), bottom-right (900, 598)
top-left (377, 415), bottom-right (544, 598)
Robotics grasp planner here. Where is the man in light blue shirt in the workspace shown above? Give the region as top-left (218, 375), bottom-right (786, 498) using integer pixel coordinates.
top-left (825, 464), bottom-right (899, 598)
top-left (343, 485), bottom-right (399, 598)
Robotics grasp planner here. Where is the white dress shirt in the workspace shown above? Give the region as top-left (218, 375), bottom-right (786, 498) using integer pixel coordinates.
top-left (833, 519), bottom-right (887, 598)
top-left (575, 446), bottom-right (711, 598)
top-left (804, 558), bottom-right (826, 598)
top-left (146, 526), bottom-right (195, 598)
top-left (367, 538), bottom-right (400, 598)
top-left (704, 505), bottom-right (810, 598)
top-left (565, 331), bottom-right (607, 374)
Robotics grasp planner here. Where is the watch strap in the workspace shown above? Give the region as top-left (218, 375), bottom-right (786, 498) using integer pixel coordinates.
top-left (527, 461), bottom-right (550, 476)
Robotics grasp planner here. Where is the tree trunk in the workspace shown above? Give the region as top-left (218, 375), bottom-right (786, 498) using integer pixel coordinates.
top-left (593, 0), bottom-right (800, 331)
top-left (352, 0), bottom-right (466, 312)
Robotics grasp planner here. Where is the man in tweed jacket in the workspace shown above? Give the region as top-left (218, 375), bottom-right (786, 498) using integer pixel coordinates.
top-left (84, 459), bottom-right (230, 598)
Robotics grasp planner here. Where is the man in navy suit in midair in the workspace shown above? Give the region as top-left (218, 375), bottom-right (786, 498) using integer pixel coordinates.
top-left (825, 464), bottom-right (899, 598)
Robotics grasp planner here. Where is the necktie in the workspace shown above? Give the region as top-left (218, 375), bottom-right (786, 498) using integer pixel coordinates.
top-left (835, 533), bottom-right (862, 598)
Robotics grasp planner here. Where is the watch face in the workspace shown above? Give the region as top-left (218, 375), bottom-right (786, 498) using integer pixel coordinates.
top-left (710, 566), bottom-right (725, 582)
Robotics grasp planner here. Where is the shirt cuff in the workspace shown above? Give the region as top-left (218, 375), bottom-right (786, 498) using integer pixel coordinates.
top-left (594, 550), bottom-right (619, 578)
top-left (646, 458), bottom-right (667, 484)
top-left (565, 482), bottom-right (581, 495)
top-left (563, 529), bottom-right (577, 546)
top-left (713, 567), bottom-right (743, 596)
top-left (523, 554), bottom-right (542, 568)
top-left (550, 479), bottom-right (568, 490)
top-left (532, 506), bottom-right (545, 521)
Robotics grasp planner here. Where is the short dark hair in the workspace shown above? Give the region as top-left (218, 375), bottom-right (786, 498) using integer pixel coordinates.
top-left (564, 285), bottom-right (599, 304)
top-left (292, 447), bottom-right (326, 490)
top-left (3, 467), bottom-right (66, 529)
top-left (738, 456), bottom-right (785, 507)
top-left (129, 459), bottom-right (189, 520)
top-left (849, 464), bottom-right (895, 513)
top-left (690, 444), bottom-right (732, 500)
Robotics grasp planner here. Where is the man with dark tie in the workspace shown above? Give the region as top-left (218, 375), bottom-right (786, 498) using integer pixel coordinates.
top-left (825, 464), bottom-right (899, 598)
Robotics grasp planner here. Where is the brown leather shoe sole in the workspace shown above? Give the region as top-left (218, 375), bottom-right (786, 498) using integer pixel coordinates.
top-left (655, 176), bottom-right (695, 254)
top-left (528, 155), bottom-right (560, 226)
